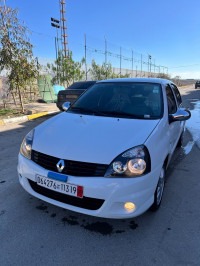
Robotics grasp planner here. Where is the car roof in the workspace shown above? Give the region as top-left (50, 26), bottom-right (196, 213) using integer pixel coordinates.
top-left (67, 81), bottom-right (96, 90)
top-left (72, 81), bottom-right (96, 84)
top-left (97, 77), bottom-right (172, 85)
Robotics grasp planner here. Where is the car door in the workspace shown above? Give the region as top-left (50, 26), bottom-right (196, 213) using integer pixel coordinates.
top-left (165, 84), bottom-right (180, 156)
top-left (170, 83), bottom-right (185, 139)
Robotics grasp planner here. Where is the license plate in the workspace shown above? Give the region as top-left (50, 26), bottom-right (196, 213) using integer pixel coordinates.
top-left (36, 175), bottom-right (83, 198)
top-left (67, 95), bottom-right (78, 99)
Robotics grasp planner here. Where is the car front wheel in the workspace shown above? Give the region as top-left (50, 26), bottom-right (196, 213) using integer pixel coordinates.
top-left (150, 166), bottom-right (165, 211)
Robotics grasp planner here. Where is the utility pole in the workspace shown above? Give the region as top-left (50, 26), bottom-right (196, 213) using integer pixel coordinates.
top-left (131, 49), bottom-right (133, 78)
top-left (104, 35), bottom-right (107, 78)
top-left (120, 46), bottom-right (122, 77)
top-left (84, 34), bottom-right (87, 81)
top-left (136, 65), bottom-right (138, 77)
top-left (149, 55), bottom-right (152, 76)
top-left (154, 59), bottom-right (155, 74)
top-left (141, 54), bottom-right (143, 76)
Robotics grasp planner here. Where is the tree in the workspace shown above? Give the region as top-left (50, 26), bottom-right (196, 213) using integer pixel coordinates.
top-left (47, 51), bottom-right (85, 87)
top-left (156, 73), bottom-right (171, 79)
top-left (0, 3), bottom-right (39, 112)
top-left (90, 60), bottom-right (130, 80)
top-left (172, 75), bottom-right (181, 85)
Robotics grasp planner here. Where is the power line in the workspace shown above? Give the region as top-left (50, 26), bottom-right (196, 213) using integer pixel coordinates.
top-left (30, 29), bottom-right (54, 38)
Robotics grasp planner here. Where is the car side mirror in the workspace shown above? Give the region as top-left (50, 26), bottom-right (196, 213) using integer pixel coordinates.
top-left (62, 102), bottom-right (71, 111)
top-left (169, 108), bottom-right (191, 123)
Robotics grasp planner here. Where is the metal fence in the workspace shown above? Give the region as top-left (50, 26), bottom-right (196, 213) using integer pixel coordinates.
top-left (34, 33), bottom-right (169, 80)
top-left (0, 34), bottom-right (169, 104)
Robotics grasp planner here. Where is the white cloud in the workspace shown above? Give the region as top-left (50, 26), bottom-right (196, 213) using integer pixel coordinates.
top-left (171, 71), bottom-right (200, 79)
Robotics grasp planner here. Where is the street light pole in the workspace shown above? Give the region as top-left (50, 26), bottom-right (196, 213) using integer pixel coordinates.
top-left (149, 55), bottom-right (152, 76)
top-left (51, 17), bottom-right (60, 83)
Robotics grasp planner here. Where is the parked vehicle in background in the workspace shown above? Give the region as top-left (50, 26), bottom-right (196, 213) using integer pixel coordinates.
top-left (56, 81), bottom-right (96, 110)
top-left (18, 78), bottom-right (191, 219)
top-left (195, 81), bottom-right (200, 89)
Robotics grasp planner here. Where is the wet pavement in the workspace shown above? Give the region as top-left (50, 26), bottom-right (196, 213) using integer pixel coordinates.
top-left (181, 85), bottom-right (200, 153)
top-left (185, 100), bottom-right (200, 149)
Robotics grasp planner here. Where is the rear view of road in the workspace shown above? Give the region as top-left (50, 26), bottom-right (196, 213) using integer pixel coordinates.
top-left (0, 85), bottom-right (200, 266)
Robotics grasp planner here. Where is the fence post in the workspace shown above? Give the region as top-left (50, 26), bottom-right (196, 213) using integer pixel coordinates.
top-left (131, 49), bottom-right (133, 78)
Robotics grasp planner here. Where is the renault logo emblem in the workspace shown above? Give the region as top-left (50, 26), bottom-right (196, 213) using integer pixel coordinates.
top-left (56, 159), bottom-right (65, 173)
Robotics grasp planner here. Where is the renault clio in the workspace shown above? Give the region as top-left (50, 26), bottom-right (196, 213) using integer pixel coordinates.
top-left (17, 78), bottom-right (191, 218)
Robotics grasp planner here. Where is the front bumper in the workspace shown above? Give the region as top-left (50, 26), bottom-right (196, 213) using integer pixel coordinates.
top-left (17, 153), bottom-right (161, 219)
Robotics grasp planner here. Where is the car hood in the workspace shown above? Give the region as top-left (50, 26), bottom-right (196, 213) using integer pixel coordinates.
top-left (33, 112), bottom-right (160, 164)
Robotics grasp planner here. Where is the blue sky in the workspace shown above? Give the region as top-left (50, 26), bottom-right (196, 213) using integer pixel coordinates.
top-left (5, 0), bottom-right (200, 78)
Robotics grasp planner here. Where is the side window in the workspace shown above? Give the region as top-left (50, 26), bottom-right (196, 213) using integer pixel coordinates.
top-left (165, 85), bottom-right (177, 114)
top-left (170, 84), bottom-right (182, 106)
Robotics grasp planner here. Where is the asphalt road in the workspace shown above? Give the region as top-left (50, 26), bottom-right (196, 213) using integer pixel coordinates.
top-left (0, 85), bottom-right (200, 266)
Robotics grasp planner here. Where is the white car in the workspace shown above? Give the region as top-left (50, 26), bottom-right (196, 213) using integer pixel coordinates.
top-left (17, 78), bottom-right (191, 219)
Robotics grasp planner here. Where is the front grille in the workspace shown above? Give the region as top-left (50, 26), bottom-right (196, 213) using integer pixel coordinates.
top-left (28, 180), bottom-right (104, 210)
top-left (31, 150), bottom-right (108, 177)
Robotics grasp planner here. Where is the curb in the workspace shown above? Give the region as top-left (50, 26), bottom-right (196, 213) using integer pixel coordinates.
top-left (0, 111), bottom-right (59, 126)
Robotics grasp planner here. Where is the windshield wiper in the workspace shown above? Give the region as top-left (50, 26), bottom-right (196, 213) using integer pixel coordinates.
top-left (100, 110), bottom-right (146, 119)
top-left (69, 106), bottom-right (107, 116)
top-left (69, 107), bottom-right (149, 119)
top-left (69, 106), bottom-right (94, 113)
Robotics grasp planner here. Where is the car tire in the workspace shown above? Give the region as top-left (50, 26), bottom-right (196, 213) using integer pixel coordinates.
top-left (150, 166), bottom-right (165, 211)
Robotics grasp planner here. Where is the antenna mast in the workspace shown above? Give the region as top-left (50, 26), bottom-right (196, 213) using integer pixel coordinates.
top-left (59, 0), bottom-right (69, 58)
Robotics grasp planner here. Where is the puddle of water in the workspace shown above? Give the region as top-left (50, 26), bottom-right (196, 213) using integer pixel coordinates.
top-left (182, 141), bottom-right (195, 155)
top-left (185, 101), bottom-right (200, 149)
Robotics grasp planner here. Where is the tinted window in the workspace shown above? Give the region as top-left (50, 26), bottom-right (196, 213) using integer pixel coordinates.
top-left (170, 84), bottom-right (182, 106)
top-left (165, 85), bottom-right (177, 114)
top-left (69, 82), bottom-right (163, 119)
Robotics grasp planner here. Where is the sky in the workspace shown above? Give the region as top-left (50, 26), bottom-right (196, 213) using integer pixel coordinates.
top-left (4, 0), bottom-right (200, 79)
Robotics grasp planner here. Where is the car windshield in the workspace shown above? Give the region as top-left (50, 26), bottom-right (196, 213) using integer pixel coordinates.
top-left (68, 82), bottom-right (163, 119)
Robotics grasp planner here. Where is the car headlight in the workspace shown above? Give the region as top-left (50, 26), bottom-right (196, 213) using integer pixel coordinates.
top-left (104, 145), bottom-right (151, 177)
top-left (20, 129), bottom-right (35, 160)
